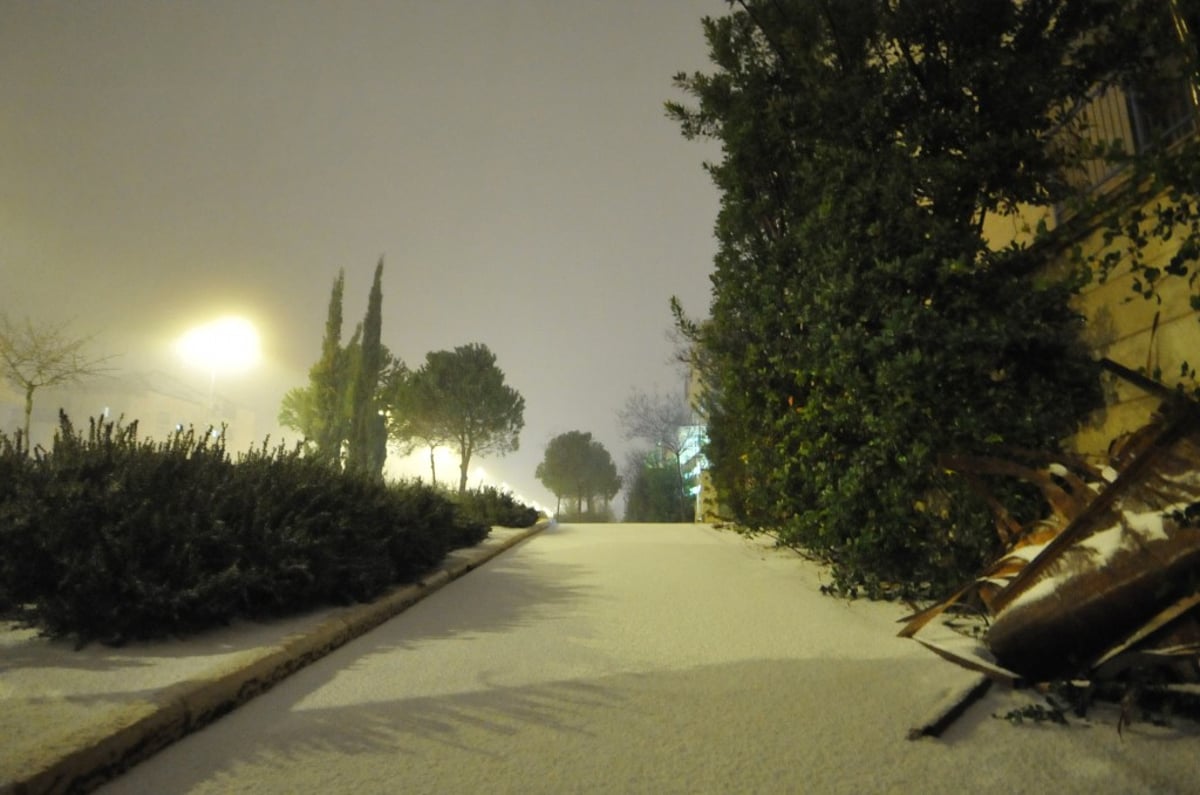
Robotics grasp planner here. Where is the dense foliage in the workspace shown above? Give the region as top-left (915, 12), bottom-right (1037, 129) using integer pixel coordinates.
top-left (622, 454), bottom-right (696, 523)
top-left (0, 414), bottom-right (488, 645)
top-left (617, 389), bottom-right (699, 522)
top-left (670, 0), bottom-right (1194, 596)
top-left (279, 267), bottom-right (396, 477)
top-left (451, 485), bottom-right (541, 529)
top-left (347, 259), bottom-right (389, 477)
top-left (279, 269), bottom-right (353, 466)
top-left (535, 430), bottom-right (622, 518)
top-left (384, 363), bottom-right (450, 485)
top-left (394, 343), bottom-right (526, 494)
top-left (281, 271), bottom-right (527, 493)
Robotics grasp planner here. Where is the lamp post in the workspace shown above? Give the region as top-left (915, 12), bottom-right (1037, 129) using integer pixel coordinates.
top-left (176, 316), bottom-right (260, 420)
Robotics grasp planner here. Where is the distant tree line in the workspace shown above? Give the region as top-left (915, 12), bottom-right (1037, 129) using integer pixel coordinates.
top-left (532, 387), bottom-right (701, 524)
top-left (279, 264), bottom-right (525, 493)
top-left (618, 389), bottom-right (699, 522)
top-left (536, 430), bottom-right (621, 520)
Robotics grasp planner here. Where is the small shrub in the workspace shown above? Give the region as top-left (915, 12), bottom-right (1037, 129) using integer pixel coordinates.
top-left (997, 701), bottom-right (1070, 727)
top-left (453, 485), bottom-right (539, 529)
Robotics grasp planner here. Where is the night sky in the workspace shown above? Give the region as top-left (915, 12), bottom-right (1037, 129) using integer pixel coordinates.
top-left (1, 1), bottom-right (724, 509)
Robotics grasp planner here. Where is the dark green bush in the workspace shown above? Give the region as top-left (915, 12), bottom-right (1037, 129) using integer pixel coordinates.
top-left (452, 485), bottom-right (539, 529)
top-left (0, 431), bottom-right (36, 613)
top-left (0, 413), bottom-right (488, 645)
top-left (668, 5), bottom-right (1125, 598)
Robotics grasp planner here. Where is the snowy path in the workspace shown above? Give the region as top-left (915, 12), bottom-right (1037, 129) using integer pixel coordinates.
top-left (97, 523), bottom-right (1197, 794)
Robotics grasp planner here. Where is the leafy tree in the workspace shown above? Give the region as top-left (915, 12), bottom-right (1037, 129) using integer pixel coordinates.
top-left (412, 343), bottom-right (525, 494)
top-left (280, 266), bottom-right (397, 476)
top-left (667, 1), bottom-right (1189, 596)
top-left (617, 389), bottom-right (697, 524)
top-left (383, 364), bottom-right (448, 486)
top-left (622, 449), bottom-right (696, 523)
top-left (348, 259), bottom-right (388, 478)
top-left (535, 430), bottom-right (622, 516)
top-left (277, 386), bottom-right (322, 451)
top-left (313, 269), bottom-right (356, 465)
top-left (0, 313), bottom-right (113, 442)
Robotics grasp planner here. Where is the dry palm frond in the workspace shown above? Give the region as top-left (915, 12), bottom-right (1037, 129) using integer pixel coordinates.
top-left (902, 384), bottom-right (1200, 686)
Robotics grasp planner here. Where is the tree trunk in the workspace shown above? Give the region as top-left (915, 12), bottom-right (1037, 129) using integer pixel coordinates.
top-left (458, 452), bottom-right (470, 494)
top-left (23, 385), bottom-right (34, 442)
top-left (428, 445), bottom-right (437, 487)
top-left (674, 453), bottom-right (687, 522)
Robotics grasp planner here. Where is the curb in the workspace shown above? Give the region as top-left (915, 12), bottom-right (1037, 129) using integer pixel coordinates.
top-left (906, 674), bottom-right (993, 740)
top-left (6, 520), bottom-right (552, 795)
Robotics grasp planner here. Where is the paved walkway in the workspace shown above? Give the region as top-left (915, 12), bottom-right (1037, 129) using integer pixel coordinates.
top-left (68, 524), bottom-right (1200, 794)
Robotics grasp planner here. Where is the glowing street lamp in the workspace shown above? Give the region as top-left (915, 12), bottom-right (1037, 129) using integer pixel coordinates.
top-left (176, 316), bottom-right (261, 410)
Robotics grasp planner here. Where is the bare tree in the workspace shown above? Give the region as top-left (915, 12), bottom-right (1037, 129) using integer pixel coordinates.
top-left (617, 388), bottom-right (697, 521)
top-left (0, 314), bottom-right (114, 441)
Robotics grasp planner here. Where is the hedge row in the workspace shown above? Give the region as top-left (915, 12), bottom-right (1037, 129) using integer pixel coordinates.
top-left (0, 414), bottom-right (532, 646)
top-left (451, 484), bottom-right (540, 529)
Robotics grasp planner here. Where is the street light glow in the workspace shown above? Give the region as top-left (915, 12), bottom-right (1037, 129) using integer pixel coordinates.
top-left (177, 316), bottom-right (261, 374)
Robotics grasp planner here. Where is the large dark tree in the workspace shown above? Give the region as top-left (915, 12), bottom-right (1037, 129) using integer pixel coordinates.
top-left (279, 270), bottom-right (356, 466)
top-left (669, 0), bottom-right (1193, 595)
top-left (536, 430), bottom-right (622, 517)
top-left (413, 343), bottom-right (525, 494)
top-left (315, 270), bottom-right (349, 462)
top-left (348, 259), bottom-right (388, 478)
top-left (280, 265), bottom-right (396, 477)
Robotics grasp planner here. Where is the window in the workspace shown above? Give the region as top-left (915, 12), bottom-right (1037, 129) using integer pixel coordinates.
top-left (1053, 8), bottom-right (1198, 219)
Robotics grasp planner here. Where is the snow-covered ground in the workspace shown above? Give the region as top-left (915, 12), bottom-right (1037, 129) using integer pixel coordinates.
top-left (8, 524), bottom-right (1198, 793)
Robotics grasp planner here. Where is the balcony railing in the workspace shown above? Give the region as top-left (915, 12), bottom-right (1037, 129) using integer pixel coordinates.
top-left (1054, 76), bottom-right (1198, 222)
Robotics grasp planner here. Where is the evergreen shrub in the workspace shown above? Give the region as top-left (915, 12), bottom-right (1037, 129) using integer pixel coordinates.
top-left (667, 3), bottom-right (1141, 598)
top-left (0, 414), bottom-right (487, 645)
top-left (452, 485), bottom-right (539, 529)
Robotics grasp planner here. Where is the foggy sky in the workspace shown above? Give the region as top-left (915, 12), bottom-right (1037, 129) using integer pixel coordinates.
top-left (0, 0), bottom-right (723, 509)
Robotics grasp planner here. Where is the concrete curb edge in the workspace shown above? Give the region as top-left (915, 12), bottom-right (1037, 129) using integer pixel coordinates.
top-left (8, 520), bottom-right (552, 795)
top-left (906, 674), bottom-right (993, 740)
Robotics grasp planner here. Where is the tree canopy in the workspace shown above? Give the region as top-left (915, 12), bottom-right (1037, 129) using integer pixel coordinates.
top-left (279, 266), bottom-right (395, 479)
top-left (622, 453), bottom-right (696, 523)
top-left (669, 0), bottom-right (1196, 595)
top-left (535, 430), bottom-right (622, 517)
top-left (279, 270), bottom-right (353, 465)
top-left (347, 259), bottom-right (388, 478)
top-left (618, 389), bottom-right (697, 524)
top-left (382, 364), bottom-right (447, 485)
top-left (404, 343), bottom-right (525, 494)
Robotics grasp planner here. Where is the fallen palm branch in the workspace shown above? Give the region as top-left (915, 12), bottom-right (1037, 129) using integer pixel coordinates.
top-left (901, 360), bottom-right (1200, 695)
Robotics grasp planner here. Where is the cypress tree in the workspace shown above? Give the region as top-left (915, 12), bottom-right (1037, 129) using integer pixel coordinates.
top-left (312, 269), bottom-right (348, 467)
top-left (349, 259), bottom-right (386, 478)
